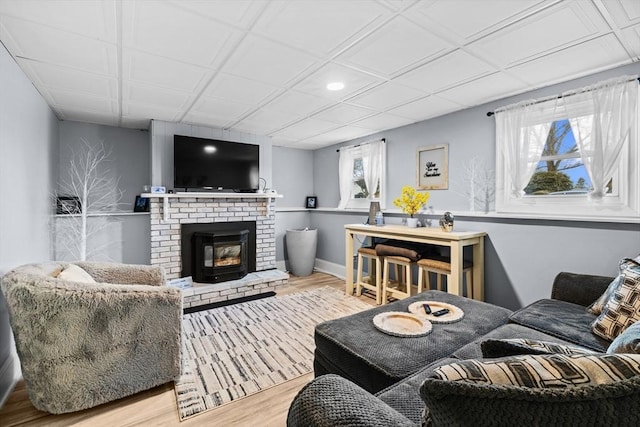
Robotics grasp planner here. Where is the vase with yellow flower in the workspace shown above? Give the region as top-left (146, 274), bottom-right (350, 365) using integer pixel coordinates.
top-left (393, 186), bottom-right (430, 228)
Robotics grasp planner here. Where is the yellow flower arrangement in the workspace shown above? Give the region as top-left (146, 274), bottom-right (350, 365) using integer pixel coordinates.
top-left (393, 186), bottom-right (429, 217)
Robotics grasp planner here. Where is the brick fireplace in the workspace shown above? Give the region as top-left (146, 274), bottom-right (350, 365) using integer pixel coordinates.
top-left (147, 193), bottom-right (287, 308)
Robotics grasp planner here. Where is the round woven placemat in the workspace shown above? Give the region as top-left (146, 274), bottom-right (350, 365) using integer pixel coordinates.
top-left (372, 311), bottom-right (433, 337)
top-left (408, 300), bottom-right (465, 324)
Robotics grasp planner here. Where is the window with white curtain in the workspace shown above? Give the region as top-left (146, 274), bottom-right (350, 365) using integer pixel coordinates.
top-left (495, 76), bottom-right (639, 221)
top-left (338, 139), bottom-right (386, 209)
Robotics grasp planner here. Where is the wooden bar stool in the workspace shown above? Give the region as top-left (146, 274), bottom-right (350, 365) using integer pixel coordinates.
top-left (382, 255), bottom-right (415, 304)
top-left (417, 256), bottom-right (474, 298)
top-left (355, 247), bottom-right (384, 304)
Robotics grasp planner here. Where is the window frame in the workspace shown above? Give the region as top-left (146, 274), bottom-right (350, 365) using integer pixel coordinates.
top-left (495, 87), bottom-right (640, 221)
top-left (342, 142), bottom-right (386, 210)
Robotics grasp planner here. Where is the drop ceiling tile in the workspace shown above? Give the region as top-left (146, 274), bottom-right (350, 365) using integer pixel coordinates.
top-left (467, 1), bottom-right (610, 67)
top-left (123, 103), bottom-right (182, 122)
top-left (265, 90), bottom-right (333, 116)
top-left (599, 0), bottom-right (640, 27)
top-left (0, 0), bottom-right (117, 42)
top-left (437, 72), bottom-right (529, 107)
top-left (336, 15), bottom-right (452, 77)
top-left (271, 117), bottom-right (340, 140)
top-left (16, 58), bottom-right (117, 99)
top-left (232, 108), bottom-right (300, 135)
top-left (304, 126), bottom-right (375, 144)
top-left (224, 34), bottom-right (320, 86)
top-left (293, 62), bottom-right (382, 100)
top-left (0, 17), bottom-right (117, 75)
top-left (189, 96), bottom-right (253, 122)
top-left (57, 107), bottom-right (120, 127)
top-left (253, 0), bottom-right (390, 56)
top-left (123, 49), bottom-right (210, 93)
top-left (351, 113), bottom-right (413, 130)
top-left (408, 0), bottom-right (548, 43)
top-left (48, 90), bottom-right (118, 115)
top-left (507, 34), bottom-right (631, 87)
top-left (312, 104), bottom-right (376, 125)
top-left (388, 95), bottom-right (463, 120)
top-left (620, 24), bottom-right (640, 57)
top-left (168, 0), bottom-right (261, 29)
top-left (204, 73), bottom-right (281, 105)
top-left (123, 82), bottom-right (194, 111)
top-left (122, 1), bottom-right (241, 67)
top-left (347, 82), bottom-right (427, 110)
top-left (181, 113), bottom-right (231, 129)
top-left (394, 50), bottom-right (495, 93)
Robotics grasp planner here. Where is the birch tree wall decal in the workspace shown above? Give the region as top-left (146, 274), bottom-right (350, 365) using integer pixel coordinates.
top-left (56, 138), bottom-right (123, 261)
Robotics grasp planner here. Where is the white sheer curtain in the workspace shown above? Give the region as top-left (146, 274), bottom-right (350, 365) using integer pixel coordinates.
top-left (337, 146), bottom-right (356, 208)
top-left (362, 140), bottom-right (383, 200)
top-left (564, 76), bottom-right (638, 200)
top-left (496, 100), bottom-right (553, 197)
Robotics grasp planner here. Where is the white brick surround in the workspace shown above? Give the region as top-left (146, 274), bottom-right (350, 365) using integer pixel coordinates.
top-left (146, 193), bottom-right (286, 307)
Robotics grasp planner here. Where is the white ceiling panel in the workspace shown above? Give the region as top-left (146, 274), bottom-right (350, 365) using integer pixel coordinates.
top-left (408, 0), bottom-right (548, 43)
top-left (394, 50), bottom-right (495, 93)
top-left (253, 0), bottom-right (390, 56)
top-left (123, 49), bottom-right (210, 92)
top-left (204, 73), bottom-right (281, 105)
top-left (0, 0), bottom-right (116, 42)
top-left (336, 15), bottom-right (452, 77)
top-left (122, 1), bottom-right (240, 67)
top-left (0, 17), bottom-right (117, 75)
top-left (0, 0), bottom-right (636, 149)
top-left (467, 1), bottom-right (610, 67)
top-left (16, 59), bottom-right (117, 99)
top-left (312, 103), bottom-right (376, 125)
top-left (224, 34), bottom-right (319, 86)
top-left (293, 62), bottom-right (382, 100)
top-left (388, 94), bottom-right (462, 120)
top-left (347, 81), bottom-right (427, 110)
top-left (437, 72), bottom-right (529, 107)
top-left (507, 34), bottom-right (631, 87)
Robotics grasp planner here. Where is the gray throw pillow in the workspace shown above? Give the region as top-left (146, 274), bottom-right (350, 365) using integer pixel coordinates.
top-left (481, 338), bottom-right (595, 358)
top-left (607, 320), bottom-right (640, 354)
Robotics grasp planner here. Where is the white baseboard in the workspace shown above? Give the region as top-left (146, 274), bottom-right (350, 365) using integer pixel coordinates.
top-left (276, 258), bottom-right (346, 280)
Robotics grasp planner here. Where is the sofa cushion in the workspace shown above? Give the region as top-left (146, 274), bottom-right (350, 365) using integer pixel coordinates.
top-left (56, 264), bottom-right (96, 283)
top-left (591, 259), bottom-right (640, 341)
top-left (421, 353), bottom-right (640, 427)
top-left (481, 338), bottom-right (596, 358)
top-left (607, 321), bottom-right (640, 354)
top-left (509, 299), bottom-right (608, 352)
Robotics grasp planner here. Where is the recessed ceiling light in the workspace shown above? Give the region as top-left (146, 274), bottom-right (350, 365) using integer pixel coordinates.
top-left (326, 81), bottom-right (345, 91)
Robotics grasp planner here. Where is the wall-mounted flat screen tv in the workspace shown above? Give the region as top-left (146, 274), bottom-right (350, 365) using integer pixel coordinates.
top-left (174, 135), bottom-right (259, 192)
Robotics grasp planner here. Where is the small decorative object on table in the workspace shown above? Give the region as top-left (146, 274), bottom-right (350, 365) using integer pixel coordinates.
top-left (393, 186), bottom-right (429, 228)
top-left (439, 211), bottom-right (454, 232)
top-left (408, 300), bottom-right (465, 323)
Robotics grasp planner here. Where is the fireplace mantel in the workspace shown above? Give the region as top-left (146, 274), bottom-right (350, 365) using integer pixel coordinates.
top-left (142, 191), bottom-right (283, 221)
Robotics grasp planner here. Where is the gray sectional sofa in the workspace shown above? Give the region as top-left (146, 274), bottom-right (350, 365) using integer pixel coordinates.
top-left (287, 272), bottom-right (640, 426)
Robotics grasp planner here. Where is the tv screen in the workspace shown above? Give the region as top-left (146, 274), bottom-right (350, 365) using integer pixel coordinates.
top-left (174, 135), bottom-right (259, 192)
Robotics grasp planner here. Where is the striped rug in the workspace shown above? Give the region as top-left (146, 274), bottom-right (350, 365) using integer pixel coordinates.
top-left (174, 286), bottom-right (371, 420)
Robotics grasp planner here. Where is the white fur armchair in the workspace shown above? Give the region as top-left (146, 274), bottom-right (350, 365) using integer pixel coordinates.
top-left (1, 262), bottom-right (182, 414)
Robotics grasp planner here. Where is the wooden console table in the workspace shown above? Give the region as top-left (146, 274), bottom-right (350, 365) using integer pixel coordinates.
top-left (345, 224), bottom-right (487, 301)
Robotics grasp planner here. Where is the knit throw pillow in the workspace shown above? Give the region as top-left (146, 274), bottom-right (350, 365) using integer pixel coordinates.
top-left (421, 353), bottom-right (640, 427)
top-left (591, 259), bottom-right (640, 341)
top-left (481, 338), bottom-right (596, 358)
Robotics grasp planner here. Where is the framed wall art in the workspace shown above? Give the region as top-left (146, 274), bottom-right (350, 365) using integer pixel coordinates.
top-left (417, 144), bottom-right (448, 190)
top-left (305, 196), bottom-right (317, 209)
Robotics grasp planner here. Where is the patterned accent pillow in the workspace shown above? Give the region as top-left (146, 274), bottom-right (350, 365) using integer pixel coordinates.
top-left (588, 274), bottom-right (622, 315)
top-left (422, 353), bottom-right (640, 427)
top-left (607, 320), bottom-right (640, 354)
top-left (481, 338), bottom-right (596, 358)
top-left (591, 259), bottom-right (640, 341)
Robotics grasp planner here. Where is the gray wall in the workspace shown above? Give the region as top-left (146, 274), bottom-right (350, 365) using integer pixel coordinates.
top-left (272, 146), bottom-right (314, 264)
top-left (0, 43), bottom-right (59, 406)
top-left (56, 122), bottom-right (151, 264)
top-left (310, 62), bottom-right (640, 310)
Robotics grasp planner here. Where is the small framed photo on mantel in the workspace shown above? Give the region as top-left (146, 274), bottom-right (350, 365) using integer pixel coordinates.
top-left (417, 144), bottom-right (448, 190)
top-left (305, 196), bottom-right (317, 209)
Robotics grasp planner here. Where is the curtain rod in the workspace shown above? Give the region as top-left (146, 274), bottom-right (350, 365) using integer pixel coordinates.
top-left (336, 138), bottom-right (385, 152)
top-left (486, 77), bottom-right (640, 117)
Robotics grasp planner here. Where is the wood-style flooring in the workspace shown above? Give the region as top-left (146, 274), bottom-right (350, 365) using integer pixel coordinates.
top-left (0, 272), bottom-right (375, 427)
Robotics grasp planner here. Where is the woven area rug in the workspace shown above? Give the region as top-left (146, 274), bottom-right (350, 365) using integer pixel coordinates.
top-left (174, 286), bottom-right (371, 421)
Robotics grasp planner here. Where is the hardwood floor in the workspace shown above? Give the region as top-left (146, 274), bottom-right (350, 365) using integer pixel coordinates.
top-left (0, 272), bottom-right (376, 427)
